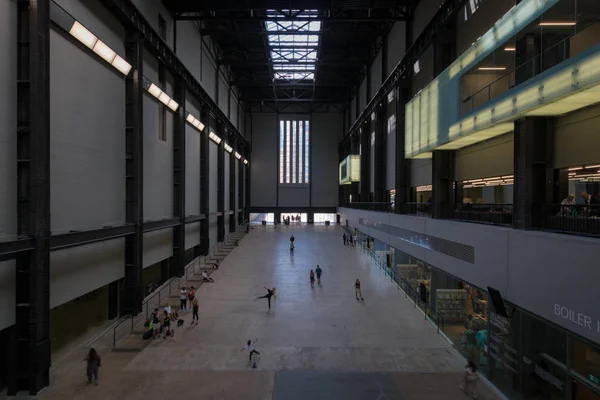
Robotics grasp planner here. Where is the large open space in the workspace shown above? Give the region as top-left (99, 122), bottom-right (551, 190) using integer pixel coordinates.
top-left (39, 225), bottom-right (500, 400)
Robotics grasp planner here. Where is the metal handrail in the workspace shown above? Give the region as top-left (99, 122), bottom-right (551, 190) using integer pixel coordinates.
top-left (112, 219), bottom-right (248, 347)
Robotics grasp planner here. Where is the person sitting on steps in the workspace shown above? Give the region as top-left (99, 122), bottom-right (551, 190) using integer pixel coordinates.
top-left (202, 270), bottom-right (214, 283)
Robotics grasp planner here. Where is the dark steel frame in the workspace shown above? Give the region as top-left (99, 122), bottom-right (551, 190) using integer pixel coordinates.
top-left (172, 80), bottom-right (186, 277)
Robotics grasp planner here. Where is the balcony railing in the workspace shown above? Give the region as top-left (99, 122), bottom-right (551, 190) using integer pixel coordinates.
top-left (347, 202), bottom-right (394, 212)
top-left (536, 204), bottom-right (600, 237)
top-left (446, 203), bottom-right (514, 226)
top-left (401, 202), bottom-right (432, 216)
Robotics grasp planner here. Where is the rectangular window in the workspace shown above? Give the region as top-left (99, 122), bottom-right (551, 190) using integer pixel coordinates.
top-left (304, 121), bottom-right (309, 183)
top-left (292, 121), bottom-right (297, 183)
top-left (286, 121), bottom-right (291, 183)
top-left (278, 119), bottom-right (310, 184)
top-left (279, 121), bottom-right (284, 184)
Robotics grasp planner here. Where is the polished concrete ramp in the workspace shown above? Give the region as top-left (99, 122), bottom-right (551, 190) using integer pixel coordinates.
top-left (39, 225), bottom-right (501, 400)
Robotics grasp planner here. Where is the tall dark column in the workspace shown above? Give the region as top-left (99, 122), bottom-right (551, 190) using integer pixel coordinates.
top-left (199, 108), bottom-right (210, 255)
top-left (229, 139), bottom-right (237, 232)
top-left (172, 80), bottom-right (186, 277)
top-left (245, 150), bottom-right (251, 220)
top-left (373, 107), bottom-right (386, 202)
top-left (513, 117), bottom-right (555, 229)
top-left (350, 136), bottom-right (360, 203)
top-left (394, 79), bottom-right (411, 213)
top-left (238, 153), bottom-right (244, 224)
top-left (359, 126), bottom-right (371, 202)
top-left (515, 33), bottom-right (540, 85)
top-left (217, 128), bottom-right (225, 241)
top-left (432, 151), bottom-right (455, 219)
top-left (11, 0), bottom-right (51, 394)
top-left (122, 33), bottom-right (144, 315)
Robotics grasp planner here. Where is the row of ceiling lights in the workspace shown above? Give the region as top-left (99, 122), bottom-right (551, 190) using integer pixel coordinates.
top-left (69, 17), bottom-right (249, 166)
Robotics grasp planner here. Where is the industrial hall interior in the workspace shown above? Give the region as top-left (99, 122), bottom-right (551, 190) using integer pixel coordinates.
top-left (1, 0), bottom-right (600, 399)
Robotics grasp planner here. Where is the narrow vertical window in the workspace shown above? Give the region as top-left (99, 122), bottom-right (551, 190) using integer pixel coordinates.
top-left (292, 121), bottom-right (297, 183)
top-left (286, 120), bottom-right (291, 183)
top-left (304, 120), bottom-right (310, 183)
top-left (279, 121), bottom-right (284, 183)
top-left (298, 120), bottom-right (304, 183)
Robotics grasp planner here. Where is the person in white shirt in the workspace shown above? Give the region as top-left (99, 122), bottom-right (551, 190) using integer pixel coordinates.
top-left (240, 339), bottom-right (260, 362)
top-left (460, 359), bottom-right (479, 399)
top-left (164, 304), bottom-right (172, 319)
top-left (202, 270), bottom-right (214, 282)
top-left (180, 287), bottom-right (187, 311)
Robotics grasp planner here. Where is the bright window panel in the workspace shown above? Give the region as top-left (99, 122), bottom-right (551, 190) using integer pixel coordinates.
top-left (292, 121), bottom-right (297, 183)
top-left (279, 121), bottom-right (285, 183)
top-left (298, 120), bottom-right (304, 183)
top-left (275, 72), bottom-right (314, 80)
top-left (286, 121), bottom-right (291, 183)
top-left (304, 121), bottom-right (310, 183)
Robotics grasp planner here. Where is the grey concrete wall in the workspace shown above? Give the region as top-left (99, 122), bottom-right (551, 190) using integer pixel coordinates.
top-left (387, 22), bottom-right (406, 78)
top-left (218, 74), bottom-right (228, 113)
top-left (370, 51), bottom-right (383, 101)
top-left (132, 0), bottom-right (174, 48)
top-left (339, 207), bottom-right (600, 344)
top-left (311, 114), bottom-right (343, 206)
top-left (250, 114), bottom-right (278, 206)
top-left (410, 159), bottom-right (432, 186)
top-left (554, 104), bottom-right (600, 169)
top-left (176, 21), bottom-right (202, 82)
top-left (455, 133), bottom-right (514, 182)
top-left (185, 222), bottom-right (201, 250)
top-left (143, 230), bottom-right (173, 269)
top-left (351, 96), bottom-right (357, 124)
top-left (359, 79), bottom-right (367, 113)
top-left (209, 140), bottom-right (218, 213)
top-left (279, 187), bottom-right (310, 207)
top-left (412, 0), bottom-right (445, 40)
top-left (185, 99), bottom-right (201, 216)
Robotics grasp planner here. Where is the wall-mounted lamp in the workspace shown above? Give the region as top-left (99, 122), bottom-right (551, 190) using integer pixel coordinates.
top-left (69, 21), bottom-right (132, 75)
top-left (539, 21), bottom-right (576, 26)
top-left (224, 143), bottom-right (233, 153)
top-left (145, 80), bottom-right (179, 112)
top-left (186, 113), bottom-right (205, 132)
top-left (234, 152), bottom-right (242, 160)
top-left (209, 131), bottom-right (222, 144)
top-left (243, 159), bottom-right (249, 165)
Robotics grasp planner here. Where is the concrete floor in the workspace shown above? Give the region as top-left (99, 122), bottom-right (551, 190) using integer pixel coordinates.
top-left (38, 225), bottom-right (502, 400)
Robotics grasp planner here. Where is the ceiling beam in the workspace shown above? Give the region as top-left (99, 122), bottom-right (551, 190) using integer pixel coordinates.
top-left (199, 29), bottom-right (380, 36)
top-left (176, 15), bottom-right (407, 22)
top-left (238, 82), bottom-right (350, 87)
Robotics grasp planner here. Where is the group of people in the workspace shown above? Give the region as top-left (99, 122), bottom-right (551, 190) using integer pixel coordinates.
top-left (560, 191), bottom-right (600, 216)
top-left (342, 233), bottom-right (355, 246)
top-left (309, 265), bottom-right (322, 287)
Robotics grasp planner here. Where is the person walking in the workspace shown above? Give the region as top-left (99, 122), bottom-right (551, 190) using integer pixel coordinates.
top-left (309, 269), bottom-right (315, 288)
top-left (187, 285), bottom-right (196, 308)
top-left (460, 359), bottom-right (479, 399)
top-left (257, 287), bottom-right (276, 310)
top-left (315, 265), bottom-right (322, 285)
top-left (290, 240), bottom-right (295, 256)
top-left (241, 339), bottom-right (260, 363)
top-left (343, 233), bottom-right (347, 245)
top-left (354, 279), bottom-right (364, 300)
top-left (84, 348), bottom-right (101, 385)
top-left (191, 297), bottom-right (199, 325)
top-left (180, 287), bottom-right (188, 311)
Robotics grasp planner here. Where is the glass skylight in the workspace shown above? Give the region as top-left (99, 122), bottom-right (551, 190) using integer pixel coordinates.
top-left (265, 10), bottom-right (321, 82)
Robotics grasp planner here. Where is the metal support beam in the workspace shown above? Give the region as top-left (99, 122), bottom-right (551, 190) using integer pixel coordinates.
top-left (373, 108), bottom-right (386, 202)
top-left (217, 126), bottom-right (225, 241)
top-left (199, 107), bottom-right (210, 255)
top-left (237, 145), bottom-right (244, 224)
top-left (10, 0), bottom-right (51, 394)
top-left (172, 80), bottom-right (186, 278)
top-left (229, 139), bottom-right (237, 232)
top-left (122, 32), bottom-right (144, 316)
top-left (394, 81), bottom-right (411, 213)
top-left (100, 0), bottom-right (249, 148)
top-left (177, 16), bottom-right (407, 22)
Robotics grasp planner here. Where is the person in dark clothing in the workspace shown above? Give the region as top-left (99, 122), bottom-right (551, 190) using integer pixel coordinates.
top-left (343, 233), bottom-right (347, 245)
top-left (85, 348), bottom-right (101, 385)
top-left (257, 287), bottom-right (276, 310)
top-left (315, 265), bottom-right (322, 285)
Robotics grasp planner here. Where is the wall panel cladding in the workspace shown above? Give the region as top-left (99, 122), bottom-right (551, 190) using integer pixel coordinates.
top-left (224, 152), bottom-right (230, 211)
top-left (410, 159), bottom-right (432, 186)
top-left (279, 187), bottom-right (310, 207)
top-left (350, 96), bottom-right (357, 123)
top-left (231, 97), bottom-right (239, 129)
top-left (143, 230), bottom-right (173, 269)
top-left (185, 99), bottom-right (201, 216)
top-left (218, 75), bottom-right (228, 114)
top-left (143, 58), bottom-right (174, 221)
top-left (0, 261), bottom-right (16, 330)
top-left (201, 46), bottom-right (216, 101)
top-left (387, 22), bottom-right (406, 78)
top-left (185, 222), bottom-right (201, 250)
top-left (235, 162), bottom-right (239, 210)
top-left (209, 140), bottom-right (218, 213)
top-left (131, 0), bottom-right (174, 48)
top-left (359, 79), bottom-right (367, 112)
top-left (411, 0), bottom-right (445, 39)
top-left (554, 104), bottom-right (600, 169)
top-left (370, 51), bottom-right (383, 100)
top-left (209, 215), bottom-right (218, 246)
top-left (250, 114), bottom-right (277, 206)
top-left (176, 21), bottom-right (202, 82)
top-left (0, 0), bottom-right (17, 241)
top-left (50, 28), bottom-right (126, 233)
top-left (455, 133), bottom-right (514, 181)
top-left (311, 113), bottom-right (343, 207)
top-left (50, 239), bottom-right (125, 308)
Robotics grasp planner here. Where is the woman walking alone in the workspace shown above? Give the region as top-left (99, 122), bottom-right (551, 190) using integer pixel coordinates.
top-left (85, 348), bottom-right (101, 385)
top-left (309, 269), bottom-right (315, 288)
top-left (460, 359), bottom-right (479, 399)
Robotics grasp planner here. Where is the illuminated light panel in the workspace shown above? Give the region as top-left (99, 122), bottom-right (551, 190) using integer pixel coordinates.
top-left (167, 99), bottom-right (179, 112)
top-left (504, 47), bottom-right (516, 51)
top-left (436, 123), bottom-right (514, 150)
top-left (568, 167), bottom-right (583, 171)
top-left (539, 21), bottom-right (576, 26)
top-left (478, 66), bottom-right (507, 71)
top-left (186, 114), bottom-right (196, 124)
top-left (209, 131), bottom-right (222, 144)
top-left (224, 143), bottom-right (233, 153)
top-left (92, 40), bottom-right (117, 63)
top-left (526, 83), bottom-right (600, 117)
top-left (234, 152), bottom-right (242, 160)
top-left (148, 83), bottom-right (162, 98)
top-left (111, 55), bottom-right (132, 75)
top-left (69, 21), bottom-right (98, 49)
top-left (243, 159), bottom-right (249, 165)
top-left (158, 92), bottom-right (170, 105)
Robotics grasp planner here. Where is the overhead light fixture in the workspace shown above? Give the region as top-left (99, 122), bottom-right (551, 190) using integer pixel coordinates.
top-left (243, 159), bottom-right (249, 165)
top-left (145, 80), bottom-right (179, 112)
top-left (234, 152), bottom-right (242, 160)
top-left (69, 21), bottom-right (131, 76)
top-left (185, 113), bottom-right (205, 132)
top-left (585, 164), bottom-right (600, 169)
top-left (539, 21), bottom-right (576, 26)
top-left (504, 47), bottom-right (516, 51)
top-left (478, 66), bottom-right (507, 71)
top-left (224, 143), bottom-right (233, 153)
top-left (568, 166), bottom-right (583, 171)
top-left (209, 131), bottom-right (222, 144)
